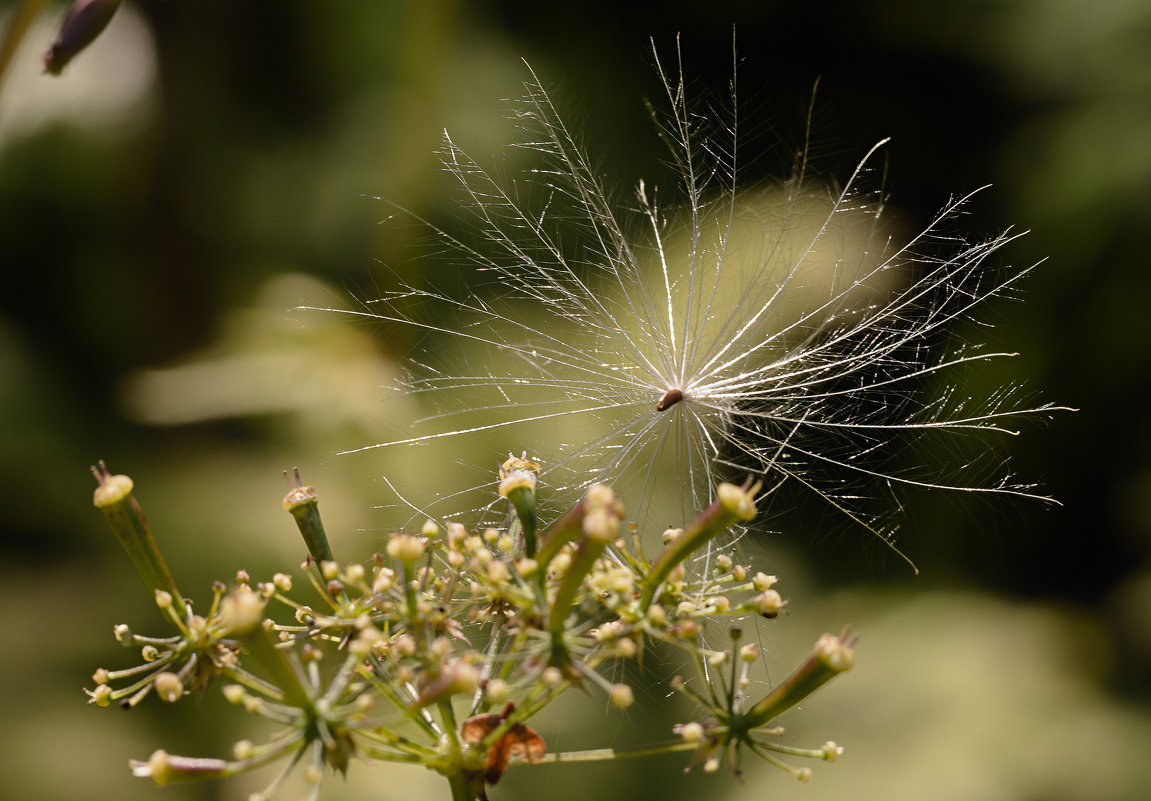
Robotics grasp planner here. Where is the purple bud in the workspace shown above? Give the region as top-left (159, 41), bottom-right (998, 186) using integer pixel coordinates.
top-left (43, 0), bottom-right (123, 76)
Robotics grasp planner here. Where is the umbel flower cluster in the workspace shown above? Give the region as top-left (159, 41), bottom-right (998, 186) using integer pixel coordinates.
top-left (88, 458), bottom-right (851, 801)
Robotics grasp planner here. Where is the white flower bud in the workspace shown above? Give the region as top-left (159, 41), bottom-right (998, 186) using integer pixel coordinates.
top-left (679, 721), bottom-right (704, 742)
top-left (154, 671), bottom-right (183, 703)
top-left (609, 683), bottom-right (634, 709)
top-left (386, 534), bottom-right (426, 562)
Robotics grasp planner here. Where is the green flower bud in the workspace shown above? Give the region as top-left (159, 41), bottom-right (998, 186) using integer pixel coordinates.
top-left (282, 468), bottom-right (335, 564)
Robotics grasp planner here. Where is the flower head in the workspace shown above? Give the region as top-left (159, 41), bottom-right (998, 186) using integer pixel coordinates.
top-left (313, 40), bottom-right (1063, 568)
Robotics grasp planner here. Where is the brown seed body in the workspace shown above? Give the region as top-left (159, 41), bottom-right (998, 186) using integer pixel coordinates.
top-left (656, 388), bottom-right (684, 411)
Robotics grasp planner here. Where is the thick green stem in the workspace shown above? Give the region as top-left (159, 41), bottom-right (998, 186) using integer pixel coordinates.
top-left (504, 485), bottom-right (537, 557)
top-left (547, 535), bottom-right (606, 637)
top-left (534, 495), bottom-right (588, 573)
top-left (91, 463), bottom-right (184, 606)
top-left (543, 485), bottom-right (622, 667)
top-left (447, 770), bottom-right (479, 801)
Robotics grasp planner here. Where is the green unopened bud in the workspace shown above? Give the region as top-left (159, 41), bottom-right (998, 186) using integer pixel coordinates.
top-left (282, 468), bottom-right (335, 564)
top-left (744, 631), bottom-right (856, 728)
top-left (44, 0), bottom-right (123, 76)
top-left (87, 684), bottom-right (112, 707)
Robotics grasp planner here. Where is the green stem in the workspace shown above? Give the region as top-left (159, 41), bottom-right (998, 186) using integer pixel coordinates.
top-left (231, 618), bottom-right (312, 710)
top-left (534, 495), bottom-right (589, 573)
top-left (547, 535), bottom-right (606, 637)
top-left (538, 739), bottom-right (699, 764)
top-left (638, 481), bottom-right (759, 611)
top-left (91, 463), bottom-right (184, 605)
top-left (282, 469), bottom-right (336, 564)
top-left (504, 484), bottom-right (537, 557)
top-left (742, 631), bottom-right (855, 729)
top-left (447, 769), bottom-right (479, 801)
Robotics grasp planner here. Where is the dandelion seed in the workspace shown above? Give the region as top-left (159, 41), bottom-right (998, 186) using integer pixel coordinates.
top-left (311, 38), bottom-right (1066, 567)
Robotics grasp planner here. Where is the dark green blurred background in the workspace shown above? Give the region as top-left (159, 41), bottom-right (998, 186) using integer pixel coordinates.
top-left (2, 1), bottom-right (1149, 799)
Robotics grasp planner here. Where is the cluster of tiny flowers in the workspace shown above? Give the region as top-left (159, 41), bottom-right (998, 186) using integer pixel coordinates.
top-left (87, 459), bottom-right (852, 800)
